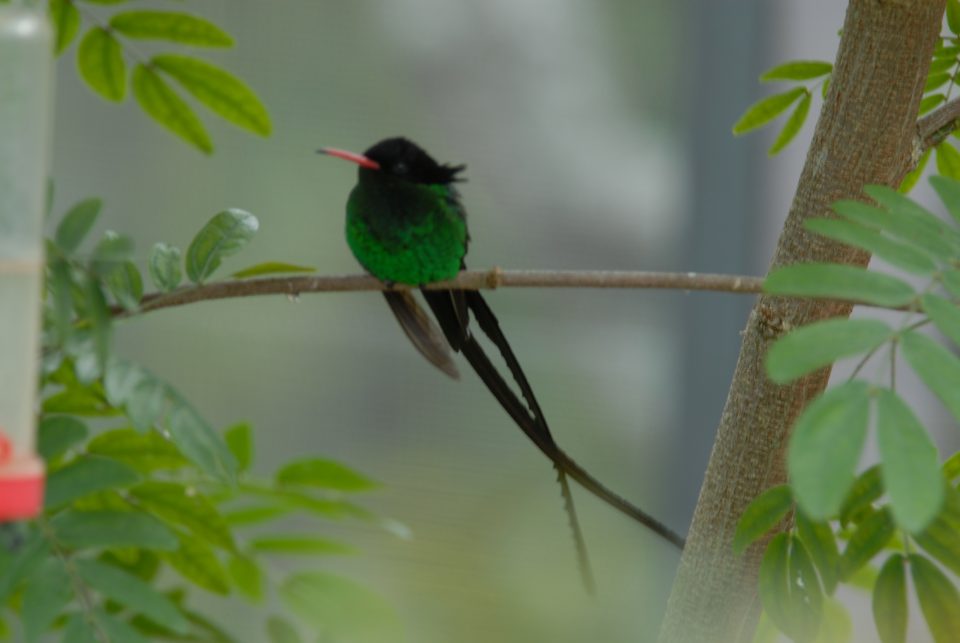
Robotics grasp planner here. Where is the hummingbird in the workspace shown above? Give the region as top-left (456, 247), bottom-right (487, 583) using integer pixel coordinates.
top-left (319, 137), bottom-right (683, 589)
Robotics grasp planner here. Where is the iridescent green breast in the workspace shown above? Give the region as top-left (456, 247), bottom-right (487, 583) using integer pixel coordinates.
top-left (346, 179), bottom-right (468, 285)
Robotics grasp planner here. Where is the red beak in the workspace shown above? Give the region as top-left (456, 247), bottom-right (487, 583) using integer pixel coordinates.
top-left (317, 147), bottom-right (381, 170)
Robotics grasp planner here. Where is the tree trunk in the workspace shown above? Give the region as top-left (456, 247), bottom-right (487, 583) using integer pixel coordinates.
top-left (658, 2), bottom-right (944, 642)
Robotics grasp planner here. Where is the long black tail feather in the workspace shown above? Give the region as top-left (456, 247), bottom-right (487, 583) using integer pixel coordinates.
top-left (422, 288), bottom-right (594, 591)
top-left (423, 289), bottom-right (686, 547)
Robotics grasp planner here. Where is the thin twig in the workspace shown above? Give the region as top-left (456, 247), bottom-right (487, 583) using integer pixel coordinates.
top-left (115, 269), bottom-right (765, 318)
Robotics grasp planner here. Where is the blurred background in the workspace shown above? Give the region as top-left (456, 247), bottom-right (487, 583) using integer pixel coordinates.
top-left (45, 1), bottom-right (902, 641)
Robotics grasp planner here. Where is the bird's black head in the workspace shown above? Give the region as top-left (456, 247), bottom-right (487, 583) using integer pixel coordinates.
top-left (320, 137), bottom-right (465, 185)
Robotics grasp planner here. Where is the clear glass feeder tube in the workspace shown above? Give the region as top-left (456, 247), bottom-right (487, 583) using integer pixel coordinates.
top-left (0, 6), bottom-right (53, 520)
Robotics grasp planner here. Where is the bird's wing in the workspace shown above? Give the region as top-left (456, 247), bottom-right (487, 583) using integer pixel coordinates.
top-left (383, 290), bottom-right (459, 380)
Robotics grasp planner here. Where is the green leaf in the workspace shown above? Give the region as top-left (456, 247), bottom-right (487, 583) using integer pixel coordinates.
top-left (224, 504), bottom-right (292, 526)
top-left (937, 142), bottom-right (960, 181)
top-left (45, 455), bottom-right (140, 508)
top-left (804, 218), bottom-right (938, 274)
top-left (934, 42), bottom-right (960, 58)
top-left (910, 553), bottom-right (960, 643)
top-left (839, 465), bottom-right (882, 526)
top-left (77, 28), bottom-right (126, 101)
top-left (752, 611), bottom-right (779, 643)
top-left (266, 616), bottom-right (302, 643)
top-left (839, 507), bottom-right (895, 581)
top-left (38, 415), bottom-right (88, 461)
top-left (109, 11), bottom-right (233, 47)
top-left (104, 359), bottom-right (148, 407)
top-left (249, 535), bottom-right (353, 556)
top-left (930, 174), bottom-right (960, 226)
top-left (733, 485), bottom-right (793, 554)
top-left (765, 318), bottom-right (891, 384)
top-left (832, 198), bottom-right (956, 261)
top-left (926, 59), bottom-right (951, 75)
top-left (759, 60), bottom-right (832, 82)
top-left (796, 510), bottom-right (840, 595)
top-left (21, 559), bottom-right (72, 642)
top-left (232, 261), bottom-right (317, 279)
top-left (147, 242), bottom-right (182, 292)
top-left (87, 428), bottom-right (188, 472)
top-left (759, 534), bottom-right (816, 642)
top-left (944, 450), bottom-right (960, 482)
top-left (99, 548), bottom-right (160, 583)
top-left (942, 269), bottom-right (960, 299)
top-left (93, 609), bottom-right (150, 643)
top-left (901, 330), bottom-right (960, 425)
top-left (861, 184), bottom-right (958, 242)
top-left (732, 87), bottom-right (806, 135)
top-left (768, 90), bottom-right (810, 155)
top-left (49, 0), bottom-right (80, 55)
top-left (925, 72), bottom-right (951, 93)
top-left (84, 278), bottom-right (111, 376)
top-left (74, 558), bottom-right (190, 634)
top-left (280, 572), bottom-right (401, 642)
top-left (130, 481), bottom-right (235, 551)
top-left (227, 553), bottom-right (263, 601)
top-left (915, 488), bottom-right (960, 576)
top-left (49, 258), bottom-right (74, 342)
top-left (177, 610), bottom-right (235, 643)
top-left (224, 422), bottom-right (253, 473)
top-left (787, 537), bottom-right (823, 640)
top-left (52, 509), bottom-right (178, 550)
top-left (922, 293), bottom-right (960, 350)
top-left (876, 389), bottom-right (943, 532)
top-left (165, 398), bottom-right (237, 482)
top-left (160, 533), bottom-right (230, 594)
top-left (55, 198), bottom-right (101, 253)
top-left (42, 387), bottom-right (113, 416)
top-left (788, 381), bottom-right (871, 519)
top-left (813, 598), bottom-right (852, 643)
top-left (152, 55), bottom-right (271, 136)
top-left (63, 614), bottom-right (99, 643)
top-left (132, 64), bottom-right (212, 154)
top-left (105, 260), bottom-right (143, 311)
top-left (949, 0), bottom-right (960, 35)
top-left (899, 148), bottom-right (931, 193)
top-left (873, 554), bottom-right (907, 643)
top-left (919, 93), bottom-right (947, 115)
top-left (239, 483), bottom-right (372, 520)
top-left (91, 230), bottom-right (135, 271)
top-left (277, 458), bottom-right (378, 492)
top-left (127, 378), bottom-right (167, 431)
top-left (0, 533), bottom-right (48, 605)
top-left (185, 209), bottom-right (259, 283)
top-left (764, 264), bottom-right (915, 307)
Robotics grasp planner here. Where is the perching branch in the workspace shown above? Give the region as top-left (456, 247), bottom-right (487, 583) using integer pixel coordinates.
top-left (918, 95), bottom-right (960, 153)
top-left (110, 267), bottom-right (765, 551)
top-left (115, 269), bottom-right (765, 318)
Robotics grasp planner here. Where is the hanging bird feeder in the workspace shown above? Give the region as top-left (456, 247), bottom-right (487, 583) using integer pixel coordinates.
top-left (0, 5), bottom-right (53, 520)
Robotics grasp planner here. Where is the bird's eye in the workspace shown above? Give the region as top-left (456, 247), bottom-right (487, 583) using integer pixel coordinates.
top-left (394, 161), bottom-right (408, 174)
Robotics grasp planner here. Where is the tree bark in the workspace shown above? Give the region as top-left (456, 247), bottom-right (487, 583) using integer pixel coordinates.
top-left (658, 3), bottom-right (944, 642)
